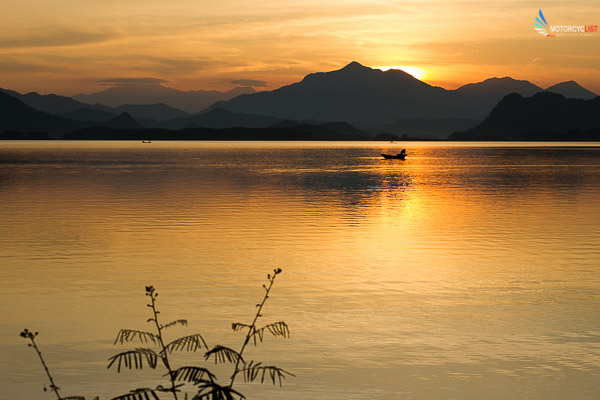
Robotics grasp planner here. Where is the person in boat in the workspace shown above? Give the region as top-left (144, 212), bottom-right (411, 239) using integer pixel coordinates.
top-left (398, 149), bottom-right (406, 157)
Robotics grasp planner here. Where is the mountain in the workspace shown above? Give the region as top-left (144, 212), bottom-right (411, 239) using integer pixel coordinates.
top-left (207, 62), bottom-right (458, 122)
top-left (449, 92), bottom-right (600, 140)
top-left (58, 107), bottom-right (115, 122)
top-left (63, 124), bottom-right (371, 141)
top-left (356, 117), bottom-right (482, 139)
top-left (73, 83), bottom-right (256, 113)
top-left (0, 91), bottom-right (86, 137)
top-left (114, 103), bottom-right (190, 121)
top-left (190, 107), bottom-right (285, 129)
top-left (207, 62), bottom-right (582, 123)
top-left (0, 88), bottom-right (94, 114)
top-left (107, 112), bottom-right (145, 129)
top-left (454, 77), bottom-right (544, 117)
top-left (455, 77), bottom-right (543, 97)
top-left (545, 81), bottom-right (597, 100)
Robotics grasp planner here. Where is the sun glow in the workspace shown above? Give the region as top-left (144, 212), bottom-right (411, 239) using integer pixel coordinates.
top-left (377, 66), bottom-right (428, 81)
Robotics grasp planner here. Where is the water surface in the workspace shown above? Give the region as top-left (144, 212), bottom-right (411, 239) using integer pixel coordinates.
top-left (1, 141), bottom-right (599, 399)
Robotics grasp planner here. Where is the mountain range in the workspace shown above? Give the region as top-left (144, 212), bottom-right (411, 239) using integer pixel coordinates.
top-left (72, 83), bottom-right (255, 113)
top-left (1, 62), bottom-right (598, 140)
top-left (449, 92), bottom-right (600, 141)
top-left (208, 62), bottom-right (596, 122)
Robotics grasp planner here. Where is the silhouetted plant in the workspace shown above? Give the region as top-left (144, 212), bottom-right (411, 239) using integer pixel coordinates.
top-left (108, 285), bottom-right (211, 400)
top-left (197, 268), bottom-right (294, 399)
top-left (20, 328), bottom-right (86, 400)
top-left (109, 269), bottom-right (293, 400)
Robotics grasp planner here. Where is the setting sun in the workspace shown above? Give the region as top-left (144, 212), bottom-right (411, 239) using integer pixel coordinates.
top-left (377, 66), bottom-right (429, 81)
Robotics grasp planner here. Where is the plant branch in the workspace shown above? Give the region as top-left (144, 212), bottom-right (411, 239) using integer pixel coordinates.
top-left (146, 286), bottom-right (179, 400)
top-left (229, 268), bottom-right (282, 388)
top-left (20, 329), bottom-right (62, 400)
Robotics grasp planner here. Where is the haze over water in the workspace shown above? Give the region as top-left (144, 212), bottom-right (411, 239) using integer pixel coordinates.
top-left (1, 141), bottom-right (599, 399)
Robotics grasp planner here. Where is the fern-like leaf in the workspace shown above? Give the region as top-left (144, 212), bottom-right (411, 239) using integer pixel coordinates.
top-left (171, 366), bottom-right (216, 384)
top-left (250, 321), bottom-right (290, 345)
top-left (204, 345), bottom-right (244, 365)
top-left (161, 319), bottom-right (188, 330)
top-left (113, 329), bottom-right (159, 345)
top-left (110, 388), bottom-right (160, 400)
top-left (164, 333), bottom-right (208, 354)
top-left (192, 381), bottom-right (245, 400)
top-left (237, 361), bottom-right (295, 386)
top-left (107, 348), bottom-right (158, 372)
top-left (231, 322), bottom-right (251, 333)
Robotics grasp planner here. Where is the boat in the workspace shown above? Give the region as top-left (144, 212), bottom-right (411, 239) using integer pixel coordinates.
top-left (142, 140), bottom-right (152, 143)
top-left (381, 153), bottom-right (406, 160)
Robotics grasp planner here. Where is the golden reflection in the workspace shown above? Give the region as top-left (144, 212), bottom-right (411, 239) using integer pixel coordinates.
top-left (2, 142), bottom-right (600, 400)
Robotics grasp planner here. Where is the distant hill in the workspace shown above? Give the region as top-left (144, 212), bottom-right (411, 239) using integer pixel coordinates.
top-left (356, 117), bottom-right (482, 139)
top-left (0, 91), bottom-right (87, 138)
top-left (455, 77), bottom-right (543, 97)
top-left (0, 88), bottom-right (94, 114)
top-left (108, 112), bottom-right (145, 129)
top-left (58, 107), bottom-right (115, 122)
top-left (114, 103), bottom-right (190, 121)
top-left (449, 92), bottom-right (600, 140)
top-left (63, 124), bottom-right (371, 141)
top-left (73, 83), bottom-right (256, 113)
top-left (207, 62), bottom-right (457, 122)
top-left (545, 81), bottom-right (597, 100)
top-left (190, 107), bottom-right (285, 128)
top-left (207, 62), bottom-right (595, 124)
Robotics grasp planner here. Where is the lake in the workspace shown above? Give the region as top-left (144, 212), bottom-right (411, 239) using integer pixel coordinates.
top-left (1, 141), bottom-right (599, 400)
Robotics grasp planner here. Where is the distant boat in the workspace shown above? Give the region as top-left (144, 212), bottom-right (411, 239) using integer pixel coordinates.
top-left (381, 153), bottom-right (405, 160)
top-left (142, 140), bottom-right (152, 143)
top-left (381, 149), bottom-right (406, 160)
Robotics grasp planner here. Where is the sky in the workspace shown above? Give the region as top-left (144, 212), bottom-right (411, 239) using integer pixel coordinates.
top-left (1, 0), bottom-right (599, 95)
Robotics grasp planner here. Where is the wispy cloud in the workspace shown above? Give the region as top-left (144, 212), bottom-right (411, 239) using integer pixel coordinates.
top-left (230, 79), bottom-right (269, 88)
top-left (0, 28), bottom-right (114, 48)
top-left (97, 78), bottom-right (169, 86)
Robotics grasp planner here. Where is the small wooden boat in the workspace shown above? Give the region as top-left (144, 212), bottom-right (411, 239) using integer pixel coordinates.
top-left (381, 153), bottom-right (406, 160)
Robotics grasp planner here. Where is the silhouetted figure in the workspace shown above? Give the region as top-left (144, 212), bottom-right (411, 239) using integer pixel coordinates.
top-left (399, 149), bottom-right (406, 157)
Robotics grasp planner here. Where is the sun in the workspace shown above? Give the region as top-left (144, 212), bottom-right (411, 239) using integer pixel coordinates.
top-left (377, 66), bottom-right (428, 81)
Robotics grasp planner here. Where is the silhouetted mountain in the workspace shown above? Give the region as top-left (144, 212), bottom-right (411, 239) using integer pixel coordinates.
top-left (545, 81), bottom-right (597, 100)
top-left (449, 92), bottom-right (600, 140)
top-left (58, 107), bottom-right (115, 122)
top-left (208, 61), bottom-right (459, 122)
top-left (454, 77), bottom-right (543, 118)
top-left (107, 112), bottom-right (144, 129)
top-left (73, 83), bottom-right (256, 113)
top-left (0, 88), bottom-right (93, 114)
top-left (114, 103), bottom-right (190, 121)
top-left (356, 117), bottom-right (482, 139)
top-left (456, 77), bottom-right (542, 97)
top-left (63, 124), bottom-right (371, 141)
top-left (190, 107), bottom-right (285, 128)
top-left (270, 120), bottom-right (367, 137)
top-left (0, 91), bottom-right (86, 137)
top-left (208, 62), bottom-right (588, 123)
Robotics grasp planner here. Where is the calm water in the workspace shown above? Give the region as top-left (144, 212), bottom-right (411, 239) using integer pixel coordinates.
top-left (1, 141), bottom-right (599, 400)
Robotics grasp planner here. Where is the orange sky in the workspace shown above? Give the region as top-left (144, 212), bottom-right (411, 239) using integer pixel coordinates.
top-left (1, 0), bottom-right (599, 95)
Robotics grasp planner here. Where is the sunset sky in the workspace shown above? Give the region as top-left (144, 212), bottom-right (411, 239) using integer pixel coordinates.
top-left (1, 0), bottom-right (599, 95)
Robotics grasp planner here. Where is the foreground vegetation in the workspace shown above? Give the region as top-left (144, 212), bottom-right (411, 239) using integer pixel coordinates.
top-left (21, 269), bottom-right (293, 400)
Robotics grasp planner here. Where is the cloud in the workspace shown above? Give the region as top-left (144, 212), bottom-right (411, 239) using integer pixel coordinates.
top-left (97, 78), bottom-right (169, 86)
top-left (0, 29), bottom-right (114, 48)
top-left (230, 79), bottom-right (269, 88)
